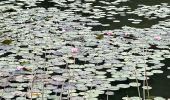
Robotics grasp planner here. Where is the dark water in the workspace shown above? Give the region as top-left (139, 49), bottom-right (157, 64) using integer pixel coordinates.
top-left (20, 0), bottom-right (170, 31)
top-left (1, 0), bottom-right (170, 99)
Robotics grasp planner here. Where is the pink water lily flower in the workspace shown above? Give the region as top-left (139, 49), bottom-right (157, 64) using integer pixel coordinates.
top-left (125, 33), bottom-right (128, 36)
top-left (16, 66), bottom-right (24, 70)
top-left (71, 47), bottom-right (78, 53)
top-left (107, 32), bottom-right (113, 36)
top-left (154, 36), bottom-right (161, 41)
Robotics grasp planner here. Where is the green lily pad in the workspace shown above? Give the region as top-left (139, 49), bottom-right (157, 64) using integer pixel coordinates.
top-left (0, 32), bottom-right (3, 35)
top-left (96, 34), bottom-right (104, 40)
top-left (20, 61), bottom-right (30, 65)
top-left (1, 39), bottom-right (13, 45)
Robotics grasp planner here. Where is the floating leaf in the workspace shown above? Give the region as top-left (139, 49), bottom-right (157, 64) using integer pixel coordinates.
top-left (96, 34), bottom-right (104, 40)
top-left (20, 61), bottom-right (30, 65)
top-left (31, 92), bottom-right (41, 97)
top-left (1, 39), bottom-right (13, 45)
top-left (0, 32), bottom-right (3, 35)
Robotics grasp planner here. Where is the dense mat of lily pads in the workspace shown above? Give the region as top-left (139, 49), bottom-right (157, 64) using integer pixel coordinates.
top-left (1, 0), bottom-right (170, 30)
top-left (1, 0), bottom-right (170, 100)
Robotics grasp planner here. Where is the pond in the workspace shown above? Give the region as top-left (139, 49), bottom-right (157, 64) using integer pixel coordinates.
top-left (0, 0), bottom-right (170, 100)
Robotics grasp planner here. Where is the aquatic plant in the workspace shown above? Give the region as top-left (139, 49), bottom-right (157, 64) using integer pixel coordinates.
top-left (96, 34), bottom-right (104, 40)
top-left (106, 32), bottom-right (113, 36)
top-left (1, 39), bottom-right (13, 45)
top-left (16, 66), bottom-right (24, 71)
top-left (71, 47), bottom-right (78, 53)
top-left (154, 36), bottom-right (161, 41)
top-left (0, 1), bottom-right (170, 100)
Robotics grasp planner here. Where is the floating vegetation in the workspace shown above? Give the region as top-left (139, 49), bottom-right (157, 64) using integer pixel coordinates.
top-left (133, 4), bottom-right (170, 19)
top-left (0, 32), bottom-right (3, 36)
top-left (1, 39), bottom-right (13, 45)
top-left (0, 0), bottom-right (170, 100)
top-left (96, 34), bottom-right (104, 40)
top-left (20, 61), bottom-right (30, 65)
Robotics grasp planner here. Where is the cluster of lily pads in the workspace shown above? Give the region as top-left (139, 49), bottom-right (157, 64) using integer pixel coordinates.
top-left (133, 3), bottom-right (170, 19)
top-left (1, 0), bottom-right (170, 100)
top-left (1, 0), bottom-right (170, 30)
top-left (0, 11), bottom-right (170, 100)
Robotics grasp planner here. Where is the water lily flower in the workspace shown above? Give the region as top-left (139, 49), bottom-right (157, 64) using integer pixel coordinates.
top-left (124, 33), bottom-right (128, 36)
top-left (16, 66), bottom-right (24, 70)
top-left (154, 36), bottom-right (161, 41)
top-left (107, 32), bottom-right (112, 36)
top-left (71, 47), bottom-right (78, 53)
top-left (16, 66), bottom-right (32, 72)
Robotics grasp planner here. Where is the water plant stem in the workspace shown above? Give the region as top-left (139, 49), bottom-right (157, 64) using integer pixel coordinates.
top-left (134, 48), bottom-right (141, 99)
top-left (144, 49), bottom-right (150, 99)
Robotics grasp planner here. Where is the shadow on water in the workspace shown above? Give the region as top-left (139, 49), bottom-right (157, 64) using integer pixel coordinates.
top-left (98, 58), bottom-right (170, 100)
top-left (149, 58), bottom-right (170, 98)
